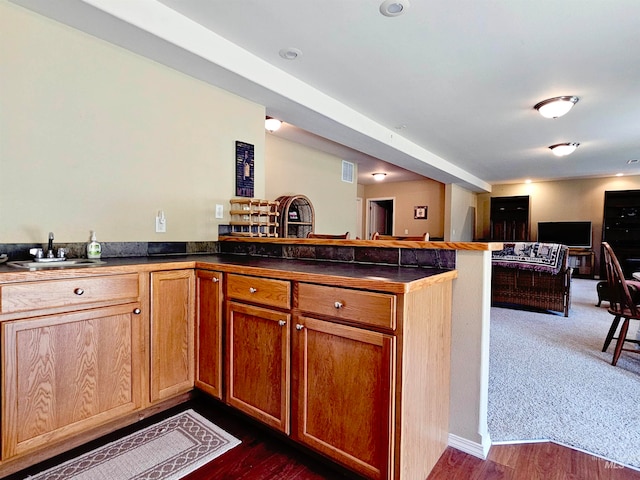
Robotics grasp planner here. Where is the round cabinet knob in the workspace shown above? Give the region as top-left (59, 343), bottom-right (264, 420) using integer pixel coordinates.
top-left (133, 308), bottom-right (141, 315)
top-left (212, 277), bottom-right (219, 283)
top-left (296, 324), bottom-right (304, 331)
top-left (249, 287), bottom-right (257, 293)
top-left (334, 301), bottom-right (344, 309)
top-left (278, 320), bottom-right (286, 327)
top-left (74, 288), bottom-right (84, 296)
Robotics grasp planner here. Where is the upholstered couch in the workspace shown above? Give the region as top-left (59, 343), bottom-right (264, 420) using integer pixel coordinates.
top-left (491, 242), bottom-right (572, 317)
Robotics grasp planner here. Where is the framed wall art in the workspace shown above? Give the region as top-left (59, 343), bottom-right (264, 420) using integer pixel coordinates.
top-left (235, 141), bottom-right (254, 197)
top-left (414, 205), bottom-right (428, 219)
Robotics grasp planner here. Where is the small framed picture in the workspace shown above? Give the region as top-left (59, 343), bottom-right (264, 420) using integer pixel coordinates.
top-left (414, 206), bottom-right (428, 219)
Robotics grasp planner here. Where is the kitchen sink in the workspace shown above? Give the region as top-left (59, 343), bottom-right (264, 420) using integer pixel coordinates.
top-left (7, 259), bottom-right (107, 269)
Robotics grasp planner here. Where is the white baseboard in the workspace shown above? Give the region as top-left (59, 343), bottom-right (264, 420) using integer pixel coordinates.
top-left (448, 433), bottom-right (491, 459)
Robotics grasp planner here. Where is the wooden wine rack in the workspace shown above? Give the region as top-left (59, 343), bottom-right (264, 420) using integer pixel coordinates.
top-left (229, 198), bottom-right (280, 237)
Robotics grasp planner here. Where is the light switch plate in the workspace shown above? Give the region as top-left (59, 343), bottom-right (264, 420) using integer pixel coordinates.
top-left (215, 204), bottom-right (224, 219)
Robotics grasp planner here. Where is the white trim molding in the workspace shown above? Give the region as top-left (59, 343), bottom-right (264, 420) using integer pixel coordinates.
top-left (448, 433), bottom-right (491, 459)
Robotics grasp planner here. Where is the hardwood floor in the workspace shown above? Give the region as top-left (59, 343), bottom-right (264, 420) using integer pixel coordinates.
top-left (8, 394), bottom-right (640, 480)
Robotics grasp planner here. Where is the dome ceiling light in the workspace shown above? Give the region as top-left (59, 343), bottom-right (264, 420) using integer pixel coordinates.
top-left (265, 116), bottom-right (282, 133)
top-left (549, 142), bottom-right (579, 157)
top-left (372, 172), bottom-right (387, 181)
top-left (534, 96), bottom-right (579, 118)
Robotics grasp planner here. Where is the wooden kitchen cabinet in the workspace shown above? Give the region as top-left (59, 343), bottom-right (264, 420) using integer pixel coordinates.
top-left (195, 269), bottom-right (224, 399)
top-left (292, 316), bottom-right (395, 480)
top-left (1, 303), bottom-right (144, 459)
top-left (225, 273), bottom-right (291, 433)
top-left (225, 301), bottom-right (291, 433)
top-left (150, 269), bottom-right (195, 403)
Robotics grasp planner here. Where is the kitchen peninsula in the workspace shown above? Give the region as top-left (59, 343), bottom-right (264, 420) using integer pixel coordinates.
top-left (0, 238), bottom-right (500, 479)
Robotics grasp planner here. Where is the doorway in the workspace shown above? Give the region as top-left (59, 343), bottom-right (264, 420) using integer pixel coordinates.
top-left (366, 197), bottom-right (395, 240)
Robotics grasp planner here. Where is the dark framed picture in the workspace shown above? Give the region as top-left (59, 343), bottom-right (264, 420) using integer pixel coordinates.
top-left (235, 141), bottom-right (254, 197)
top-left (414, 205), bottom-right (428, 219)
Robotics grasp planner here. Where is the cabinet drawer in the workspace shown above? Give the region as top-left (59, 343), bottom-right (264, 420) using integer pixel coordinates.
top-left (226, 273), bottom-right (291, 309)
top-left (0, 273), bottom-right (140, 314)
top-left (298, 283), bottom-right (396, 330)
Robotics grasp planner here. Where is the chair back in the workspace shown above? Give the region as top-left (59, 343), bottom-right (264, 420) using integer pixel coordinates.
top-left (602, 242), bottom-right (639, 316)
top-left (372, 232), bottom-right (428, 241)
top-left (306, 232), bottom-right (349, 239)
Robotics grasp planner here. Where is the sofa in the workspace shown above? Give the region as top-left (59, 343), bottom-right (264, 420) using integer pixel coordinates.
top-left (491, 242), bottom-right (572, 317)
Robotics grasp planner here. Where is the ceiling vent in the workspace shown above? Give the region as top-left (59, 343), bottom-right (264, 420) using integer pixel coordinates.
top-left (342, 160), bottom-right (354, 183)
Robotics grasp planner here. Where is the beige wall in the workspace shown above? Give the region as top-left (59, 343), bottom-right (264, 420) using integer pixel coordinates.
top-left (445, 184), bottom-right (477, 241)
top-left (362, 178), bottom-right (445, 239)
top-left (477, 176), bottom-right (640, 272)
top-left (265, 135), bottom-right (358, 236)
top-left (1, 2), bottom-right (265, 243)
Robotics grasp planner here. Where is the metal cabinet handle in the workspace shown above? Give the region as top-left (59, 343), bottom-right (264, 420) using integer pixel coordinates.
top-left (133, 308), bottom-right (141, 315)
top-left (249, 287), bottom-right (257, 293)
top-left (296, 324), bottom-right (304, 331)
top-left (278, 320), bottom-right (286, 327)
top-left (212, 277), bottom-right (219, 283)
top-left (334, 301), bottom-right (343, 309)
top-left (74, 288), bottom-right (84, 296)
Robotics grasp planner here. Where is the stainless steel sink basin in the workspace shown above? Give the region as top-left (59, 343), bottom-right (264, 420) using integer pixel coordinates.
top-left (7, 259), bottom-right (107, 269)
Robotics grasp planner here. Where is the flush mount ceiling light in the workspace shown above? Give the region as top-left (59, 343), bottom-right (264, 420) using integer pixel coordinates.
top-left (265, 116), bottom-right (282, 133)
top-left (372, 172), bottom-right (387, 181)
top-left (534, 96), bottom-right (579, 118)
top-left (379, 0), bottom-right (410, 17)
top-left (549, 142), bottom-right (579, 157)
top-left (279, 47), bottom-right (302, 60)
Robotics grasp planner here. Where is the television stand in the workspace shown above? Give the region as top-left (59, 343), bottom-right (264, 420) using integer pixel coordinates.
top-left (568, 248), bottom-right (594, 278)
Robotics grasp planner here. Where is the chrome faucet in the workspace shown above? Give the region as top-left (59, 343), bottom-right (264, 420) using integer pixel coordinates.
top-left (47, 231), bottom-right (55, 258)
top-left (30, 232), bottom-right (66, 262)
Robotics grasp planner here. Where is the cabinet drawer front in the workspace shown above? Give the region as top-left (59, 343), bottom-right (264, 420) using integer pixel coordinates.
top-left (226, 273), bottom-right (291, 309)
top-left (1, 274), bottom-right (140, 314)
top-left (298, 283), bottom-right (396, 329)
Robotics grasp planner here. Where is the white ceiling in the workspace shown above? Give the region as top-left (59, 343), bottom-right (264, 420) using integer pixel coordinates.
top-left (12, 0), bottom-right (640, 190)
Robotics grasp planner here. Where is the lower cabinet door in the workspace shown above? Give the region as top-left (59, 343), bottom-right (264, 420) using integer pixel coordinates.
top-left (225, 301), bottom-right (290, 433)
top-left (150, 269), bottom-right (195, 403)
top-left (292, 316), bottom-right (396, 480)
top-left (1, 303), bottom-right (144, 459)
top-left (195, 270), bottom-right (224, 399)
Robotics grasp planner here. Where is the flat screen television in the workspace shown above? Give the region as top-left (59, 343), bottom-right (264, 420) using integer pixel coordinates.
top-left (537, 221), bottom-right (592, 248)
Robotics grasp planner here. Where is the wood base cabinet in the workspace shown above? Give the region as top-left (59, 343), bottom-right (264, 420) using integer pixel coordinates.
top-left (292, 316), bottom-right (395, 480)
top-left (1, 303), bottom-right (144, 458)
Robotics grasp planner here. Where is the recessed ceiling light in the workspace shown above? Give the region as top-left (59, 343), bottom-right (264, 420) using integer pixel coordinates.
top-left (379, 0), bottom-right (410, 17)
top-left (524, 179), bottom-right (532, 184)
top-left (549, 142), bottom-right (580, 157)
top-left (616, 173), bottom-right (624, 177)
top-left (372, 172), bottom-right (387, 181)
top-left (279, 47), bottom-right (302, 60)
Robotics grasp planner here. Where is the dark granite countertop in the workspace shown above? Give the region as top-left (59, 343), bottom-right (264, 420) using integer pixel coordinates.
top-left (0, 254), bottom-right (456, 293)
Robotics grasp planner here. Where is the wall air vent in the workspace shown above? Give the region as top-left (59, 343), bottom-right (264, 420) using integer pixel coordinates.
top-left (342, 160), bottom-right (354, 183)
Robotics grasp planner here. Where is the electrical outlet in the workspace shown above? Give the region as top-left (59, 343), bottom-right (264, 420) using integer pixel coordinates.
top-left (215, 204), bottom-right (224, 219)
top-left (156, 211), bottom-right (166, 233)
top-left (404, 229), bottom-right (409, 234)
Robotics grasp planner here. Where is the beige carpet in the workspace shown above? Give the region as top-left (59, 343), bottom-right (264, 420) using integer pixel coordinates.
top-left (488, 278), bottom-right (640, 470)
top-left (27, 409), bottom-right (240, 480)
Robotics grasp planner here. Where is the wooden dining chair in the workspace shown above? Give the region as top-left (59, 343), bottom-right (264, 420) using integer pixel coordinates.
top-left (306, 232), bottom-right (349, 239)
top-left (372, 232), bottom-right (429, 241)
top-left (601, 242), bottom-right (640, 365)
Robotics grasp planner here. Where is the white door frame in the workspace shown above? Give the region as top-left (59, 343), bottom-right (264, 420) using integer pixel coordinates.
top-left (366, 197), bottom-right (396, 240)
